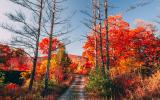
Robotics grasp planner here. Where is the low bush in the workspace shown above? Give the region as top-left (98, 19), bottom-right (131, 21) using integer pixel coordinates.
top-left (0, 72), bottom-right (5, 87)
top-left (86, 69), bottom-right (112, 96)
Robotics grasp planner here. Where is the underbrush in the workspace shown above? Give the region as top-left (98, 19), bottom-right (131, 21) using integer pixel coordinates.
top-left (86, 69), bottom-right (112, 97)
top-left (86, 68), bottom-right (160, 99)
top-left (112, 70), bottom-right (160, 99)
top-left (0, 74), bottom-right (73, 99)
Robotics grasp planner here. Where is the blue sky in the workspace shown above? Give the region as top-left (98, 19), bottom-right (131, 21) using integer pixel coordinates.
top-left (0, 0), bottom-right (159, 56)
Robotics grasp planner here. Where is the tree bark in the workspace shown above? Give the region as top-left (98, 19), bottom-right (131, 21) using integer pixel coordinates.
top-left (104, 0), bottom-right (110, 77)
top-left (29, 0), bottom-right (43, 91)
top-left (98, 0), bottom-right (106, 78)
top-left (92, 0), bottom-right (98, 70)
top-left (44, 0), bottom-right (56, 90)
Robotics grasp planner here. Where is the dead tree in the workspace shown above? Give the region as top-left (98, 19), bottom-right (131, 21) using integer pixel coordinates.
top-left (92, 0), bottom-right (99, 70)
top-left (97, 0), bottom-right (106, 78)
top-left (29, 0), bottom-right (44, 91)
top-left (44, 0), bottom-right (56, 90)
top-left (104, 0), bottom-right (110, 78)
top-left (43, 0), bottom-right (74, 91)
top-left (1, 0), bottom-right (45, 91)
top-left (81, 0), bottom-right (104, 70)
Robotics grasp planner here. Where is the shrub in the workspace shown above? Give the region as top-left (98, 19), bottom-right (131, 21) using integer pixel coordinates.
top-left (5, 83), bottom-right (19, 89)
top-left (86, 69), bottom-right (112, 96)
top-left (48, 78), bottom-right (56, 89)
top-left (69, 62), bottom-right (78, 73)
top-left (0, 72), bottom-right (5, 87)
top-left (112, 70), bottom-right (160, 99)
top-left (4, 83), bottom-right (21, 97)
top-left (143, 70), bottom-right (160, 97)
top-left (54, 67), bottom-right (64, 84)
top-left (110, 58), bottom-right (143, 78)
top-left (20, 72), bottom-right (30, 80)
top-left (112, 74), bottom-right (143, 99)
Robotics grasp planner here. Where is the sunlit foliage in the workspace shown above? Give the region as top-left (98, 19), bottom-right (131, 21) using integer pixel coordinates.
top-left (83, 15), bottom-right (160, 98)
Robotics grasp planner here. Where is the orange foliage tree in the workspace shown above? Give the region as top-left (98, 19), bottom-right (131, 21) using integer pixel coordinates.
top-left (83, 15), bottom-right (160, 74)
top-left (83, 15), bottom-right (160, 98)
top-left (36, 38), bottom-right (62, 81)
top-left (39, 38), bottom-right (62, 54)
top-left (36, 38), bottom-right (71, 83)
top-left (0, 44), bottom-right (30, 71)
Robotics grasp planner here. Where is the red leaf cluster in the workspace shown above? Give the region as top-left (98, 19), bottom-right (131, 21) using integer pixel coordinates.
top-left (39, 37), bottom-right (62, 54)
top-left (83, 15), bottom-right (160, 67)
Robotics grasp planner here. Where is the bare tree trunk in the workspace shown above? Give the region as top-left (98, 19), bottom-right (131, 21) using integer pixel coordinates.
top-left (104, 1), bottom-right (112, 99)
top-left (29, 0), bottom-right (43, 91)
top-left (92, 0), bottom-right (98, 70)
top-left (104, 0), bottom-right (110, 77)
top-left (99, 22), bottom-right (106, 77)
top-left (44, 0), bottom-right (56, 90)
top-left (97, 0), bottom-right (106, 78)
top-left (95, 34), bottom-right (99, 69)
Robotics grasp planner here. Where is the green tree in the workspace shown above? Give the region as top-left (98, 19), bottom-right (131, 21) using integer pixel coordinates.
top-left (56, 46), bottom-right (71, 73)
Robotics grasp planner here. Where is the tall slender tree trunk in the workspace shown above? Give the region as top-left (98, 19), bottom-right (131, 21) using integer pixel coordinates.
top-left (99, 22), bottom-right (106, 78)
top-left (44, 0), bottom-right (56, 90)
top-left (29, 0), bottom-right (43, 91)
top-left (104, 0), bottom-right (110, 77)
top-left (95, 34), bottom-right (98, 69)
top-left (98, 0), bottom-right (106, 78)
top-left (92, 0), bottom-right (98, 70)
top-left (104, 1), bottom-right (112, 99)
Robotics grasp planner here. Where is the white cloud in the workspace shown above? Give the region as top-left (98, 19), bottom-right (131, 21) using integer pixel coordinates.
top-left (0, 0), bottom-right (17, 43)
top-left (134, 19), bottom-right (157, 32)
top-left (0, 28), bottom-right (12, 42)
top-left (0, 0), bottom-right (30, 44)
